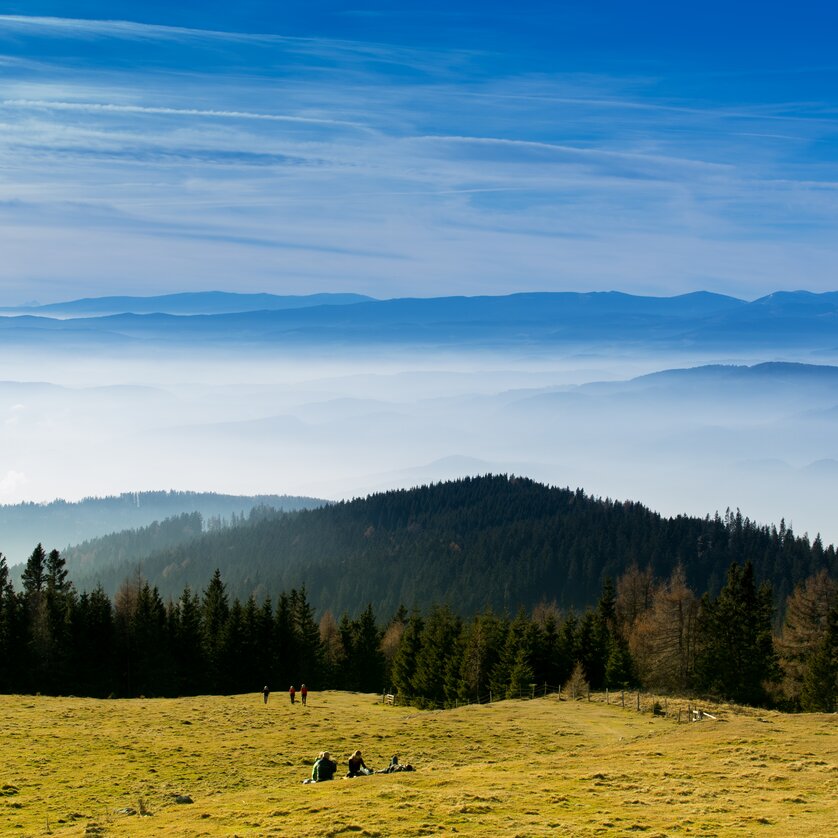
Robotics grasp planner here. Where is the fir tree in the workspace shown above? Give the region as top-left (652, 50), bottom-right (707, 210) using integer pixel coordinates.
top-left (201, 569), bottom-right (230, 692)
top-left (695, 562), bottom-right (779, 705)
top-left (390, 611), bottom-right (423, 699)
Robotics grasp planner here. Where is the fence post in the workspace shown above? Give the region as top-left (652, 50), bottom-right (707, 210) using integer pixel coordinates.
top-left (605, 688), bottom-right (609, 704)
top-left (489, 691), bottom-right (493, 704)
top-left (544, 682), bottom-right (547, 697)
top-left (586, 686), bottom-right (590, 701)
top-left (636, 691), bottom-right (641, 712)
top-left (621, 690), bottom-right (625, 708)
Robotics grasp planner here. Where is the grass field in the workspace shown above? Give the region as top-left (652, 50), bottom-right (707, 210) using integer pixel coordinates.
top-left (1, 690), bottom-right (836, 837)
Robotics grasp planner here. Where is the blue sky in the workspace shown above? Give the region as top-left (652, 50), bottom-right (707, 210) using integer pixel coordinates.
top-left (1, 1), bottom-right (837, 303)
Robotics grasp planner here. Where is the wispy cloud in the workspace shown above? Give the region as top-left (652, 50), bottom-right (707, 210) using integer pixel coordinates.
top-left (2, 99), bottom-right (370, 130)
top-left (0, 9), bottom-right (836, 302)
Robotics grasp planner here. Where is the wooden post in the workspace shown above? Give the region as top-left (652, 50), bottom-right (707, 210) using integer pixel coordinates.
top-left (489, 691), bottom-right (493, 704)
top-left (621, 690), bottom-right (625, 708)
top-left (586, 686), bottom-right (590, 701)
top-left (605, 688), bottom-right (609, 704)
top-left (636, 691), bottom-right (641, 712)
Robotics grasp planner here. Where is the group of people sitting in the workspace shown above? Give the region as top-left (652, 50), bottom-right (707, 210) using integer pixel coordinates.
top-left (303, 750), bottom-right (415, 783)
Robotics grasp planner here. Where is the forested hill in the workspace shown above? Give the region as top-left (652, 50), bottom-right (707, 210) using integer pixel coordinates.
top-left (73, 476), bottom-right (836, 616)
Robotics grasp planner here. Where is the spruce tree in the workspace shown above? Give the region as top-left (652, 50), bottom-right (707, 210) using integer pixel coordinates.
top-left (0, 554), bottom-right (20, 691)
top-left (21, 543), bottom-right (46, 596)
top-left (351, 604), bottom-right (386, 693)
top-left (695, 561), bottom-right (779, 706)
top-left (390, 611), bottom-right (423, 699)
top-left (201, 569), bottom-right (230, 692)
top-left (291, 587), bottom-right (324, 687)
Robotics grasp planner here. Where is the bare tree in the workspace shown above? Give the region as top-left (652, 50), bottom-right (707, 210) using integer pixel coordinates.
top-left (629, 564), bottom-right (697, 693)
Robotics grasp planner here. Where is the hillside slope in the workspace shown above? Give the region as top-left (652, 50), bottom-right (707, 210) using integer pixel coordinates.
top-left (70, 475), bottom-right (837, 614)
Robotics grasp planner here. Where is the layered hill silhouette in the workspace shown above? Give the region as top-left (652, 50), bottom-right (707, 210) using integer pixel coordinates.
top-left (1, 491), bottom-right (325, 566)
top-left (66, 475), bottom-right (837, 616)
top-left (1, 290), bottom-right (837, 351)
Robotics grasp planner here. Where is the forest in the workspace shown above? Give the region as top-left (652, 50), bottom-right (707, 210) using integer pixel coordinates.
top-left (0, 543), bottom-right (835, 713)
top-left (60, 476), bottom-right (838, 616)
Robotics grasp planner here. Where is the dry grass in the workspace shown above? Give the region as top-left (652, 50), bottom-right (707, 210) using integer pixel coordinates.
top-left (1, 691), bottom-right (836, 836)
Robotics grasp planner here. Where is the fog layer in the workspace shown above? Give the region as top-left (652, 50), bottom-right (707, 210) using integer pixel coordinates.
top-left (3, 337), bottom-right (837, 550)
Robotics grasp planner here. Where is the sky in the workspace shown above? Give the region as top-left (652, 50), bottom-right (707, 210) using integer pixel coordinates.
top-left (1, 1), bottom-right (837, 303)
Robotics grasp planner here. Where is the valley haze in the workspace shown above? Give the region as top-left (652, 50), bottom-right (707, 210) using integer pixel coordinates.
top-left (1, 290), bottom-right (838, 557)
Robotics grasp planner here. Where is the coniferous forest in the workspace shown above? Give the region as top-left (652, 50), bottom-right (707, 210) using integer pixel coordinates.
top-left (0, 477), bottom-right (836, 712)
top-left (59, 476), bottom-right (837, 616)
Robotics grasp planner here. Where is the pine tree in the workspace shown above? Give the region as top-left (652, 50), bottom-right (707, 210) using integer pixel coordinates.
top-left (291, 587), bottom-right (324, 686)
top-left (459, 611), bottom-right (505, 700)
top-left (351, 604), bottom-right (386, 693)
top-left (201, 569), bottom-right (230, 692)
top-left (390, 611), bottom-right (423, 699)
top-left (0, 554), bottom-right (21, 691)
top-left (21, 543), bottom-right (46, 596)
top-left (73, 586), bottom-right (115, 696)
top-left (412, 606), bottom-right (461, 704)
top-left (172, 586), bottom-right (205, 694)
top-left (695, 562), bottom-right (779, 705)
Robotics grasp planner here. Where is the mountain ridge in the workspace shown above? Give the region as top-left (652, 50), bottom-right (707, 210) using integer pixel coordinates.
top-left (1, 289), bottom-right (835, 352)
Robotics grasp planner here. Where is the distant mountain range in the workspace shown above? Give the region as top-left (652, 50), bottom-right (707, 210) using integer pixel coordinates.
top-left (0, 291), bottom-right (373, 317)
top-left (1, 290), bottom-right (837, 352)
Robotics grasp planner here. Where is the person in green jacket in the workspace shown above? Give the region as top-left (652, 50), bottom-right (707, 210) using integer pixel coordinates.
top-left (312, 751), bottom-right (337, 782)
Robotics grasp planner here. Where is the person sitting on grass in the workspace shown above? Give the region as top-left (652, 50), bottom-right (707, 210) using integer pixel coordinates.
top-left (314, 751), bottom-right (337, 782)
top-left (346, 749), bottom-right (373, 777)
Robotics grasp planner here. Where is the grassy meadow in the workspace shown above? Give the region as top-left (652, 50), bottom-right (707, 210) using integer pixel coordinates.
top-left (1, 690), bottom-right (836, 837)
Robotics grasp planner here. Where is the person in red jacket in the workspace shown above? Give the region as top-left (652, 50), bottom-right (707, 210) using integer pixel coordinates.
top-left (289, 685), bottom-right (296, 704)
top-left (300, 684), bottom-right (308, 706)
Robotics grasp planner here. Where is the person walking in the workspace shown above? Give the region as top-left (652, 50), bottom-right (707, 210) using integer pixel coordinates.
top-left (289, 685), bottom-right (296, 704)
top-left (300, 683), bottom-right (308, 706)
top-left (262, 685), bottom-right (270, 704)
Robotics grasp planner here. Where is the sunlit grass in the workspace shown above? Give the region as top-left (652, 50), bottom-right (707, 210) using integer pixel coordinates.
top-left (2, 691), bottom-right (836, 836)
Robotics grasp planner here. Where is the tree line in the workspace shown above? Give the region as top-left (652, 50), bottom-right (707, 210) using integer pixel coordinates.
top-left (1, 545), bottom-right (835, 711)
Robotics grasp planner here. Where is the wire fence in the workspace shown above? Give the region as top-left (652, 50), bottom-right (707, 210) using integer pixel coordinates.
top-left (382, 685), bottom-right (723, 722)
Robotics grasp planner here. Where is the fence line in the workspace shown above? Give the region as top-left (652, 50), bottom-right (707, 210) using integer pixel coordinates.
top-left (382, 685), bottom-right (719, 721)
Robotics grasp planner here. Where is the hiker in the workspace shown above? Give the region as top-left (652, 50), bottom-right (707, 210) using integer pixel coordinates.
top-left (300, 683), bottom-right (308, 706)
top-left (314, 751), bottom-right (337, 781)
top-left (262, 685), bottom-right (270, 704)
top-left (289, 685), bottom-right (296, 704)
top-left (346, 749), bottom-right (373, 777)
